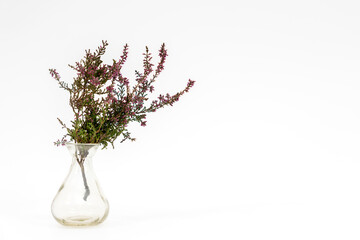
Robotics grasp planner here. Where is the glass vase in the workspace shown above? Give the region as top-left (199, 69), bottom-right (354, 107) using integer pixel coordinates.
top-left (51, 143), bottom-right (109, 226)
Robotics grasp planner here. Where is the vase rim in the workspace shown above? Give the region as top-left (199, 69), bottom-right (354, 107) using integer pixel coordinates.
top-left (66, 142), bottom-right (100, 146)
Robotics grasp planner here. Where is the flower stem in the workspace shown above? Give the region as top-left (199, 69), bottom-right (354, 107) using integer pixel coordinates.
top-left (75, 149), bottom-right (90, 201)
top-left (79, 161), bottom-right (90, 201)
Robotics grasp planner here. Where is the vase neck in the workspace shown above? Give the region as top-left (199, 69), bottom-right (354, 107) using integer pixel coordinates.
top-left (67, 143), bottom-right (99, 159)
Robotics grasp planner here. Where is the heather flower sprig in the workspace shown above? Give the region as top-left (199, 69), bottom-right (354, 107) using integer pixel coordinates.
top-left (51, 41), bottom-right (194, 148)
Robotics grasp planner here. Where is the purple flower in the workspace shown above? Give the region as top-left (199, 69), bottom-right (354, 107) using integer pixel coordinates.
top-left (106, 85), bottom-right (114, 92)
top-left (49, 69), bottom-right (61, 80)
top-left (90, 77), bottom-right (100, 86)
top-left (54, 137), bottom-right (67, 147)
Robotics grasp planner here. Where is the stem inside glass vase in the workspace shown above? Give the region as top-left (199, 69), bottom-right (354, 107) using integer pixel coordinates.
top-left (75, 148), bottom-right (90, 201)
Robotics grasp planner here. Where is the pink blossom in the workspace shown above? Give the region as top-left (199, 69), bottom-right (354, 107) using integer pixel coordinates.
top-left (49, 69), bottom-right (61, 80)
top-left (106, 85), bottom-right (114, 92)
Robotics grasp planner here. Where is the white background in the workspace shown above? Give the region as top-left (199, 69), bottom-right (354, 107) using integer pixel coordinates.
top-left (1, 0), bottom-right (360, 239)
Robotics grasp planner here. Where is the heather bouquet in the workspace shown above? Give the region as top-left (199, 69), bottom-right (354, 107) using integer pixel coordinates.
top-left (50, 40), bottom-right (195, 149)
top-left (50, 41), bottom-right (194, 226)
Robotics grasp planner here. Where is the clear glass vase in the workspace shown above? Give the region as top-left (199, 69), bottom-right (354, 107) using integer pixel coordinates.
top-left (51, 143), bottom-right (109, 226)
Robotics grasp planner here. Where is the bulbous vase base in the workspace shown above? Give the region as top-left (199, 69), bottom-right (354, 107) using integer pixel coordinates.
top-left (54, 214), bottom-right (108, 226)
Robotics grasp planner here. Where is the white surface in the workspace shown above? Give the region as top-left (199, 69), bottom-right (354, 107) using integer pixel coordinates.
top-left (1, 0), bottom-right (360, 239)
